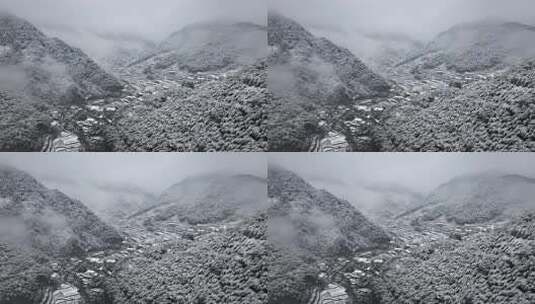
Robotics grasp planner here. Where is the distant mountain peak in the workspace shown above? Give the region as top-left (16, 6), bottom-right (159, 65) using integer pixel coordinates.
top-left (132, 20), bottom-right (267, 74)
top-left (410, 172), bottom-right (535, 225)
top-left (441, 171), bottom-right (533, 187)
top-left (443, 18), bottom-right (535, 33)
top-left (419, 18), bottom-right (535, 72)
top-left (133, 173), bottom-right (268, 225)
top-left (170, 20), bottom-right (265, 36)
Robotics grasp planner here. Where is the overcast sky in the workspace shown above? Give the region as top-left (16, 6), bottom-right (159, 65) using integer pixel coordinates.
top-left (0, 0), bottom-right (266, 40)
top-left (270, 153), bottom-right (535, 193)
top-left (270, 0), bottom-right (535, 40)
top-left (0, 153), bottom-right (266, 194)
top-left (3, 153), bottom-right (531, 195)
top-left (2, 153), bottom-right (534, 211)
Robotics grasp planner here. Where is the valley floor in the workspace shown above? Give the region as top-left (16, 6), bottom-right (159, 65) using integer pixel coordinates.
top-left (39, 59), bottom-right (267, 152)
top-left (37, 217), bottom-right (243, 304)
top-left (309, 61), bottom-right (513, 152)
top-left (306, 217), bottom-right (515, 304)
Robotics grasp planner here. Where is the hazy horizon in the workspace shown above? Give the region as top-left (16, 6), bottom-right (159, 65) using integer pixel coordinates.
top-left (269, 0), bottom-right (535, 40)
top-left (270, 153), bottom-right (535, 194)
top-left (0, 0), bottom-right (266, 41)
top-left (3, 152), bottom-right (529, 197)
top-left (0, 153), bottom-right (266, 211)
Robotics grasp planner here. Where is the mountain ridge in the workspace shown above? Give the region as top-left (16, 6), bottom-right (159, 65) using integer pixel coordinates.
top-left (132, 173), bottom-right (268, 226)
top-left (397, 19), bottom-right (535, 72)
top-left (268, 165), bottom-right (391, 256)
top-left (401, 172), bottom-right (535, 225)
top-left (0, 12), bottom-right (123, 103)
top-left (267, 12), bottom-right (391, 151)
top-left (128, 20), bottom-right (267, 74)
top-left (0, 165), bottom-right (122, 256)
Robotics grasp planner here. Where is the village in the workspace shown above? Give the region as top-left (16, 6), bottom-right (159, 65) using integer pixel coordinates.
top-left (40, 216), bottom-right (237, 304)
top-left (309, 216), bottom-right (507, 304)
top-left (309, 58), bottom-right (507, 154)
top-left (39, 55), bottom-right (239, 152)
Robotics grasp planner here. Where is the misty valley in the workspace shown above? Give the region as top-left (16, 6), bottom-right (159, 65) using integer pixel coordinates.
top-left (0, 164), bottom-right (269, 304)
top-left (1, 0), bottom-right (535, 303)
top-left (267, 164), bottom-right (535, 304)
top-left (1, 154), bottom-right (535, 304)
top-left (0, 12), bottom-right (267, 152)
top-left (0, 0), bottom-right (534, 152)
top-left (267, 11), bottom-right (535, 152)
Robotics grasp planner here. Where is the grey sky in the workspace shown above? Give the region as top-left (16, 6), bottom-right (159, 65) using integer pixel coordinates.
top-left (270, 153), bottom-right (535, 193)
top-left (0, 0), bottom-right (266, 40)
top-left (2, 153), bottom-right (534, 211)
top-left (269, 0), bottom-right (535, 40)
top-left (0, 153), bottom-right (266, 194)
top-left (3, 152), bottom-right (530, 195)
